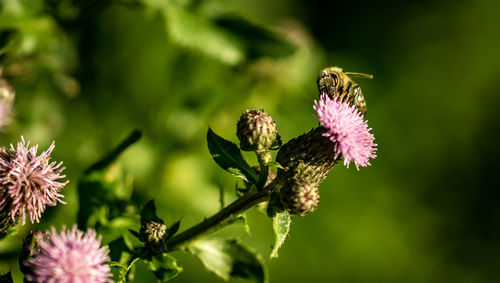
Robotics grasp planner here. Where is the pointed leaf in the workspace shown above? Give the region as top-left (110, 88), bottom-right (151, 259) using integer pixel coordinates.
top-left (147, 254), bottom-right (182, 282)
top-left (141, 200), bottom-right (162, 223)
top-left (189, 238), bottom-right (267, 283)
top-left (164, 219), bottom-right (182, 240)
top-left (270, 211), bottom-right (291, 258)
top-left (207, 128), bottom-right (258, 184)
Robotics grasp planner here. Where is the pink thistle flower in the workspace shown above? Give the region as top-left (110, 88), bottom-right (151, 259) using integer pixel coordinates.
top-left (313, 94), bottom-right (377, 169)
top-left (26, 226), bottom-right (112, 283)
top-left (0, 137), bottom-right (68, 224)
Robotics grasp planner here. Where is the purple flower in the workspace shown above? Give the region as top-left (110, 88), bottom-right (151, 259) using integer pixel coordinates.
top-left (0, 137), bottom-right (68, 224)
top-left (26, 226), bottom-right (112, 283)
top-left (313, 94), bottom-right (377, 169)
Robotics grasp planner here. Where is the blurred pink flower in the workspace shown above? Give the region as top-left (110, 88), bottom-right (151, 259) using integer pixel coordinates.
top-left (314, 94), bottom-right (377, 169)
top-left (0, 137), bottom-right (68, 224)
top-left (27, 226), bottom-right (112, 283)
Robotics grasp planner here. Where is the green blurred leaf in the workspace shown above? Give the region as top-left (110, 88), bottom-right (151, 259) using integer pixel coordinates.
top-left (78, 130), bottom-right (141, 229)
top-left (270, 211), bottom-right (291, 258)
top-left (213, 14), bottom-right (296, 59)
top-left (189, 238), bottom-right (267, 283)
top-left (207, 128), bottom-right (258, 184)
top-left (0, 271), bottom-right (13, 283)
top-left (140, 0), bottom-right (245, 65)
top-left (85, 130), bottom-right (142, 174)
top-left (147, 254), bottom-right (182, 282)
top-left (108, 237), bottom-right (131, 262)
top-left (0, 29), bottom-right (19, 56)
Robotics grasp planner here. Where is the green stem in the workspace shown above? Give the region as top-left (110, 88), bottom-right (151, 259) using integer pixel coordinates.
top-left (255, 151), bottom-right (269, 189)
top-left (165, 188), bottom-right (271, 251)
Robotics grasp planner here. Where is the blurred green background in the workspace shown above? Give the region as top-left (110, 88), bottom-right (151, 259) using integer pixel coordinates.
top-left (1, 0), bottom-right (500, 282)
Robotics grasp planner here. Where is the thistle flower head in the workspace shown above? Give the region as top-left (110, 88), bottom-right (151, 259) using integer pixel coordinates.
top-left (141, 220), bottom-right (167, 245)
top-left (26, 226), bottom-right (112, 283)
top-left (0, 137), bottom-right (68, 224)
top-left (237, 109), bottom-right (281, 151)
top-left (280, 180), bottom-right (320, 216)
top-left (314, 94), bottom-right (377, 169)
top-left (276, 127), bottom-right (337, 186)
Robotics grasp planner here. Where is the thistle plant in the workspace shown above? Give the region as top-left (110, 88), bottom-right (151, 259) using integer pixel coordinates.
top-left (0, 137), bottom-right (68, 235)
top-left (0, 67), bottom-right (377, 283)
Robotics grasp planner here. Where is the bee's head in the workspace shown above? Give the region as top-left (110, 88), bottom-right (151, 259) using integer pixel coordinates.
top-left (317, 67), bottom-right (343, 96)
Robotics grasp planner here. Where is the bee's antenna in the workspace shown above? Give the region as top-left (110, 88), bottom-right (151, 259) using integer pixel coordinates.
top-left (344, 72), bottom-right (373, 79)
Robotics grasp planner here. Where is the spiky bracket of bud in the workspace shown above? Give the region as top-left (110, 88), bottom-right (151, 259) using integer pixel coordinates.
top-left (236, 109), bottom-right (281, 152)
top-left (276, 127), bottom-right (339, 186)
top-left (279, 180), bottom-right (320, 216)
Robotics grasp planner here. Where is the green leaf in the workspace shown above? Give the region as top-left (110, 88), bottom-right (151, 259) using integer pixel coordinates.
top-left (162, 4), bottom-right (244, 65)
top-left (270, 211), bottom-right (291, 258)
top-left (189, 238), bottom-right (267, 283)
top-left (164, 219), bottom-right (181, 240)
top-left (108, 237), bottom-right (131, 262)
top-left (213, 14), bottom-right (296, 60)
top-left (141, 200), bottom-right (162, 223)
top-left (207, 128), bottom-right (258, 184)
top-left (0, 29), bottom-right (19, 56)
top-left (77, 130), bottom-right (141, 229)
top-left (85, 130), bottom-right (142, 174)
top-left (147, 254), bottom-right (182, 282)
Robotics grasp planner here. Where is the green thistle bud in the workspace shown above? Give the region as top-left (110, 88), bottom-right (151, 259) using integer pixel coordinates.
top-left (237, 109), bottom-right (281, 151)
top-left (276, 127), bottom-right (338, 186)
top-left (280, 180), bottom-right (320, 216)
top-left (140, 220), bottom-right (167, 253)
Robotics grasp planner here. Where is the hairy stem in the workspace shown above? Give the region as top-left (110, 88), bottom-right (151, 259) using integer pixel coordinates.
top-left (165, 187), bottom-right (272, 251)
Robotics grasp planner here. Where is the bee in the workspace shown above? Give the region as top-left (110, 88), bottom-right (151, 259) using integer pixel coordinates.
top-left (317, 66), bottom-right (373, 115)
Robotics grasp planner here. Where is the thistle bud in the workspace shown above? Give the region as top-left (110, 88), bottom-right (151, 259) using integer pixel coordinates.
top-left (276, 127), bottom-right (338, 186)
top-left (140, 220), bottom-right (167, 252)
top-left (280, 180), bottom-right (320, 216)
top-left (236, 109), bottom-right (281, 151)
